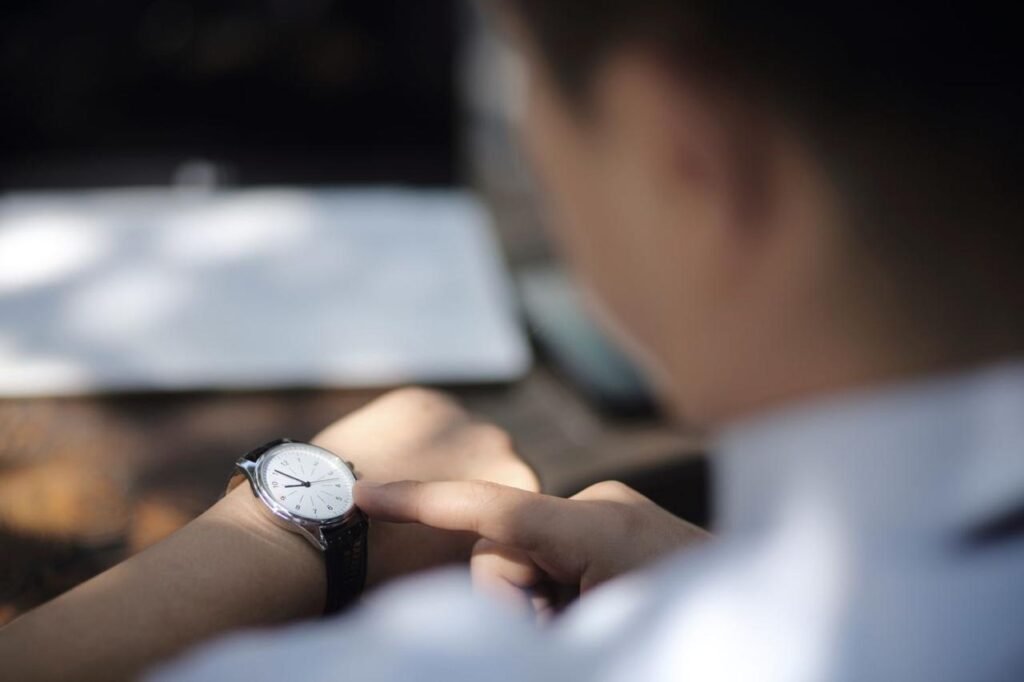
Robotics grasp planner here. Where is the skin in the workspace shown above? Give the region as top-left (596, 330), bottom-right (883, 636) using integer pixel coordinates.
top-left (515, 47), bottom-right (937, 424)
top-left (0, 19), bottom-right (975, 682)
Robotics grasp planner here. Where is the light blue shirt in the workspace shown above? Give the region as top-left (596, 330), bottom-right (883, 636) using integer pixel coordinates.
top-left (153, 361), bottom-right (1024, 681)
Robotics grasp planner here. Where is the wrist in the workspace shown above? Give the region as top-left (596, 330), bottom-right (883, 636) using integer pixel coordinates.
top-left (205, 485), bottom-right (326, 620)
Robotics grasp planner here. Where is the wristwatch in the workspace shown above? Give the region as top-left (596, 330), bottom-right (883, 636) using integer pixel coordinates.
top-left (227, 438), bottom-right (369, 615)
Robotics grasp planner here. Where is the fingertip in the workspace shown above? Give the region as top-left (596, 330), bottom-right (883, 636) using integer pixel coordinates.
top-left (353, 480), bottom-right (386, 509)
top-left (354, 480), bottom-right (419, 520)
top-left (353, 480), bottom-right (383, 491)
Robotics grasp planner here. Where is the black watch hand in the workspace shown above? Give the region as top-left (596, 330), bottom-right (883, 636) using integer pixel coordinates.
top-left (283, 483), bottom-right (310, 488)
top-left (275, 470), bottom-right (309, 486)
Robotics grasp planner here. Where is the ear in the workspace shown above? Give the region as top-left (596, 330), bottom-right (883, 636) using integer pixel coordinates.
top-left (590, 51), bottom-right (769, 252)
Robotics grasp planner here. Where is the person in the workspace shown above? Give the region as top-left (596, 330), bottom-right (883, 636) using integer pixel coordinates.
top-left (3, 2), bottom-right (1023, 680)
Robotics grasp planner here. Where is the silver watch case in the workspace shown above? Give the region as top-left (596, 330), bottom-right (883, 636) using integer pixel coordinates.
top-left (234, 447), bottom-right (362, 552)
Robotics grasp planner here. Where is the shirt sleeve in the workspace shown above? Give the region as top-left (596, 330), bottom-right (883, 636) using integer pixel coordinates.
top-left (146, 568), bottom-right (584, 682)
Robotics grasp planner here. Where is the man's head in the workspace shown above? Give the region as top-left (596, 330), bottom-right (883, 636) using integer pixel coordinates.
top-left (500, 2), bottom-right (1024, 425)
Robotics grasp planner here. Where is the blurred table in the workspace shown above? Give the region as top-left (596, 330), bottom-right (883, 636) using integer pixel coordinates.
top-left (0, 365), bottom-right (705, 624)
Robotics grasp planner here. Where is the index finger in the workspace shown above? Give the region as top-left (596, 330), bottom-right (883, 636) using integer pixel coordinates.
top-left (354, 480), bottom-right (567, 551)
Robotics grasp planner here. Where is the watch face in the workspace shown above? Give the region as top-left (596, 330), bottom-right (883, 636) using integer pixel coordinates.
top-left (256, 443), bottom-right (356, 521)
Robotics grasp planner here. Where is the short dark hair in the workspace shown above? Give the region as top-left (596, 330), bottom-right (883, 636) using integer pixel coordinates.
top-left (504, 2), bottom-right (1024, 357)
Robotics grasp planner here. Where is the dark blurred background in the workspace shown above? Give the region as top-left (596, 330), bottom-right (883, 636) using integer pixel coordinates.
top-left (0, 0), bottom-right (458, 189)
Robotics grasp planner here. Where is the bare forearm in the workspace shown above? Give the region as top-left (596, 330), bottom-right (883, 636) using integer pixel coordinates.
top-left (0, 486), bottom-right (324, 682)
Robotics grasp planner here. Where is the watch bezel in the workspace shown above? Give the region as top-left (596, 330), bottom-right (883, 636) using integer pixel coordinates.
top-left (235, 442), bottom-right (362, 551)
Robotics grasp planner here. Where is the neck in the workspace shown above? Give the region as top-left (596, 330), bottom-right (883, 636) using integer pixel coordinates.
top-left (668, 302), bottom-right (1004, 429)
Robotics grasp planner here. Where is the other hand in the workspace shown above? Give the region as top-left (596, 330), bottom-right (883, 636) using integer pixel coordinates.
top-left (311, 388), bottom-right (539, 588)
top-left (355, 478), bottom-right (709, 617)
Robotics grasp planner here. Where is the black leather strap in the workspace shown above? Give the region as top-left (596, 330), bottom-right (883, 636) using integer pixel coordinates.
top-left (322, 513), bottom-right (369, 615)
top-left (242, 438), bottom-right (293, 462)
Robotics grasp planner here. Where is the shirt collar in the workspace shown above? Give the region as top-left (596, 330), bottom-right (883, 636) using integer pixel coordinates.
top-left (713, 359), bottom-right (1024, 544)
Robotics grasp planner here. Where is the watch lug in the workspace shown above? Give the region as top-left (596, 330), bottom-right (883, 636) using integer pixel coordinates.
top-left (295, 520), bottom-right (329, 551)
top-left (235, 456), bottom-right (258, 475)
top-left (229, 457), bottom-right (259, 494)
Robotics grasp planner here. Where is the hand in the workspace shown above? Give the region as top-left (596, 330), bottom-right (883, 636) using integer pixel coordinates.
top-left (355, 479), bottom-right (709, 617)
top-left (311, 388), bottom-right (539, 588)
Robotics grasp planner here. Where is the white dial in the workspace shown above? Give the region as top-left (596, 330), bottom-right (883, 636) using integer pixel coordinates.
top-left (257, 443), bottom-right (355, 521)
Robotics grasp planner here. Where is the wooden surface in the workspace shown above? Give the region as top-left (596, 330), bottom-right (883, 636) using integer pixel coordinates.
top-left (0, 366), bottom-right (704, 624)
